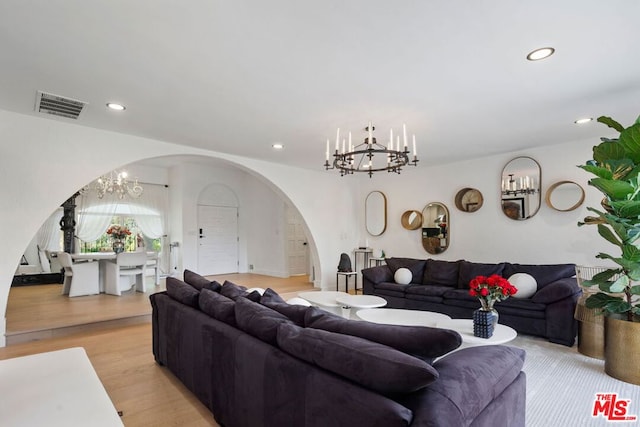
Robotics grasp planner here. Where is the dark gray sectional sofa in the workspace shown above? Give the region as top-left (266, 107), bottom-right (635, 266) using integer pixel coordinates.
top-left (362, 258), bottom-right (581, 346)
top-left (151, 270), bottom-right (527, 426)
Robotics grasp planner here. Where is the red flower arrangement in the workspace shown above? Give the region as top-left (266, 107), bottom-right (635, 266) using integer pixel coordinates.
top-left (469, 274), bottom-right (517, 310)
top-left (106, 224), bottom-right (131, 240)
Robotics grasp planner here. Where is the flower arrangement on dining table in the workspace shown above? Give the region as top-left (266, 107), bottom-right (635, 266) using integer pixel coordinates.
top-left (106, 224), bottom-right (132, 241)
top-left (469, 274), bottom-right (518, 310)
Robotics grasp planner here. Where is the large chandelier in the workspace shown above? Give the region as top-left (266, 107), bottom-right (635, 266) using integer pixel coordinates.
top-left (324, 122), bottom-right (418, 177)
top-left (501, 174), bottom-right (537, 196)
top-left (81, 170), bottom-right (143, 199)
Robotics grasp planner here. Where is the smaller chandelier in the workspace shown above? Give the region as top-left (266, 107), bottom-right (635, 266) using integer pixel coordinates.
top-left (501, 174), bottom-right (537, 196)
top-left (81, 170), bottom-right (143, 199)
top-left (324, 122), bottom-right (418, 177)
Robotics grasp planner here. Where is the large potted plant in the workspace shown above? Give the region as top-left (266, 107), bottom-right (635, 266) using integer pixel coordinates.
top-left (579, 115), bottom-right (640, 385)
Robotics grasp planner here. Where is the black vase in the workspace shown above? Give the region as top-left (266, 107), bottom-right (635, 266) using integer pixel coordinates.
top-left (473, 308), bottom-right (499, 338)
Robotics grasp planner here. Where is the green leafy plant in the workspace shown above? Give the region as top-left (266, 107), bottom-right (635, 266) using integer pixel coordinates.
top-left (578, 115), bottom-right (640, 321)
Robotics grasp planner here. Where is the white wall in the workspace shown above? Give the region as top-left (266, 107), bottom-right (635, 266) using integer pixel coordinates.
top-left (0, 109), bottom-right (357, 346)
top-left (356, 139), bottom-right (609, 266)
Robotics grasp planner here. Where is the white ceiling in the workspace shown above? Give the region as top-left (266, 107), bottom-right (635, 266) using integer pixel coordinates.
top-left (2, 1), bottom-right (640, 171)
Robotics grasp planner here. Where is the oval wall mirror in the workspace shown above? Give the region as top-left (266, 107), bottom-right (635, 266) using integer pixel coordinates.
top-left (401, 210), bottom-right (422, 230)
top-left (365, 191), bottom-right (387, 236)
top-left (545, 180), bottom-right (585, 212)
top-left (501, 156), bottom-right (541, 220)
top-left (421, 202), bottom-right (449, 254)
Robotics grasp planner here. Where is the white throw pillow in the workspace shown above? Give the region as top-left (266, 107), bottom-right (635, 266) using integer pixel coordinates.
top-left (508, 273), bottom-right (537, 299)
top-left (394, 267), bottom-right (412, 285)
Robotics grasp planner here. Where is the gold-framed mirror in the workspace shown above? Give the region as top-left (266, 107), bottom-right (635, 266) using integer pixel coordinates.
top-left (421, 202), bottom-right (449, 254)
top-left (401, 210), bottom-right (422, 230)
top-left (501, 156), bottom-right (541, 220)
top-left (365, 191), bottom-right (387, 236)
top-left (545, 180), bottom-right (585, 211)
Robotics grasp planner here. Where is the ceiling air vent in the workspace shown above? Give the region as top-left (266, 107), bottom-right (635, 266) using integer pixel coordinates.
top-left (35, 91), bottom-right (87, 119)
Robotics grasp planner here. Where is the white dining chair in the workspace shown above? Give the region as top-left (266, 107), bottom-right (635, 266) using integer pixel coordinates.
top-left (58, 252), bottom-right (100, 297)
top-left (104, 252), bottom-right (148, 296)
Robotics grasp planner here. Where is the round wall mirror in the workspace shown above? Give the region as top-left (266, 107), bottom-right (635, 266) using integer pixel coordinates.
top-left (455, 187), bottom-right (484, 212)
top-left (545, 180), bottom-right (585, 211)
top-left (365, 191), bottom-right (387, 236)
top-left (401, 210), bottom-right (422, 230)
top-left (421, 202), bottom-right (449, 254)
top-left (501, 156), bottom-right (541, 220)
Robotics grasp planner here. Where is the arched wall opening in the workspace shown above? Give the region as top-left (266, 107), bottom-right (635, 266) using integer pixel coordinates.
top-left (0, 109), bottom-right (359, 347)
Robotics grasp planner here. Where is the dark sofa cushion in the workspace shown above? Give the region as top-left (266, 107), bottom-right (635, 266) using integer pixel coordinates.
top-left (385, 258), bottom-right (427, 284)
top-left (423, 259), bottom-right (460, 286)
top-left (362, 265), bottom-right (394, 284)
top-left (235, 297), bottom-right (293, 345)
top-left (220, 281), bottom-right (261, 302)
top-left (183, 269), bottom-right (222, 292)
top-left (199, 288), bottom-right (237, 326)
top-left (503, 263), bottom-right (576, 289)
top-left (260, 287), bottom-right (287, 304)
top-left (457, 261), bottom-right (506, 289)
top-left (531, 277), bottom-right (581, 304)
top-left (166, 277), bottom-right (200, 308)
top-left (261, 300), bottom-right (308, 326)
top-left (277, 323), bottom-right (439, 394)
top-left (305, 307), bottom-right (461, 362)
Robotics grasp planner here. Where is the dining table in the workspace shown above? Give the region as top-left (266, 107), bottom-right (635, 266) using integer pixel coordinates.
top-left (71, 251), bottom-right (160, 293)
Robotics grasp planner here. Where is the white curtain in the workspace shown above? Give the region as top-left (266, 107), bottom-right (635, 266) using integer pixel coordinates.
top-left (36, 207), bottom-right (63, 251)
top-left (76, 184), bottom-right (170, 274)
top-left (129, 184), bottom-right (170, 275)
top-left (128, 184), bottom-right (168, 239)
top-left (76, 192), bottom-right (119, 244)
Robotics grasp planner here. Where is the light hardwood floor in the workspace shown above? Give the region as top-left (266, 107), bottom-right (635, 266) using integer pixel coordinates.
top-left (1, 274), bottom-right (315, 426)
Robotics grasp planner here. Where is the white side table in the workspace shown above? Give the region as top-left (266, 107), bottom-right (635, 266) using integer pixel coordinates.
top-left (437, 319), bottom-right (517, 346)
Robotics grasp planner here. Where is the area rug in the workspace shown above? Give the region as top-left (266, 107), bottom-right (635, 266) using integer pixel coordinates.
top-left (510, 335), bottom-right (640, 426)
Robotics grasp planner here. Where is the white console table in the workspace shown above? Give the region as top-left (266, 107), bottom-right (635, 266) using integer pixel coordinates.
top-left (0, 347), bottom-right (124, 426)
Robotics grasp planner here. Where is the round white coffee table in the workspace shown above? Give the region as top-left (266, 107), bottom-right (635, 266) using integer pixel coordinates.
top-left (437, 319), bottom-right (517, 346)
top-left (297, 291), bottom-right (349, 309)
top-left (335, 294), bottom-right (387, 309)
top-left (335, 294), bottom-right (387, 319)
top-left (356, 308), bottom-right (451, 327)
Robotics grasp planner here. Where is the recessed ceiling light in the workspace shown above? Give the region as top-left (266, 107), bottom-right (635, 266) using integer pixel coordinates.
top-left (526, 47), bottom-right (555, 61)
top-left (574, 117), bottom-right (593, 124)
top-left (106, 102), bottom-right (126, 111)
top-left (272, 143), bottom-right (284, 150)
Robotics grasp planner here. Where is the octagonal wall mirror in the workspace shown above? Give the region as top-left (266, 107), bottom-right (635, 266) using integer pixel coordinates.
top-left (365, 191), bottom-right (387, 236)
top-left (501, 156), bottom-right (541, 220)
top-left (421, 202), bottom-right (449, 254)
top-left (546, 180), bottom-right (585, 212)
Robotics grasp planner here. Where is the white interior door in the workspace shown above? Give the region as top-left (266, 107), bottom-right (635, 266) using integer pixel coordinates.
top-left (198, 205), bottom-right (238, 275)
top-left (286, 207), bottom-right (308, 276)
